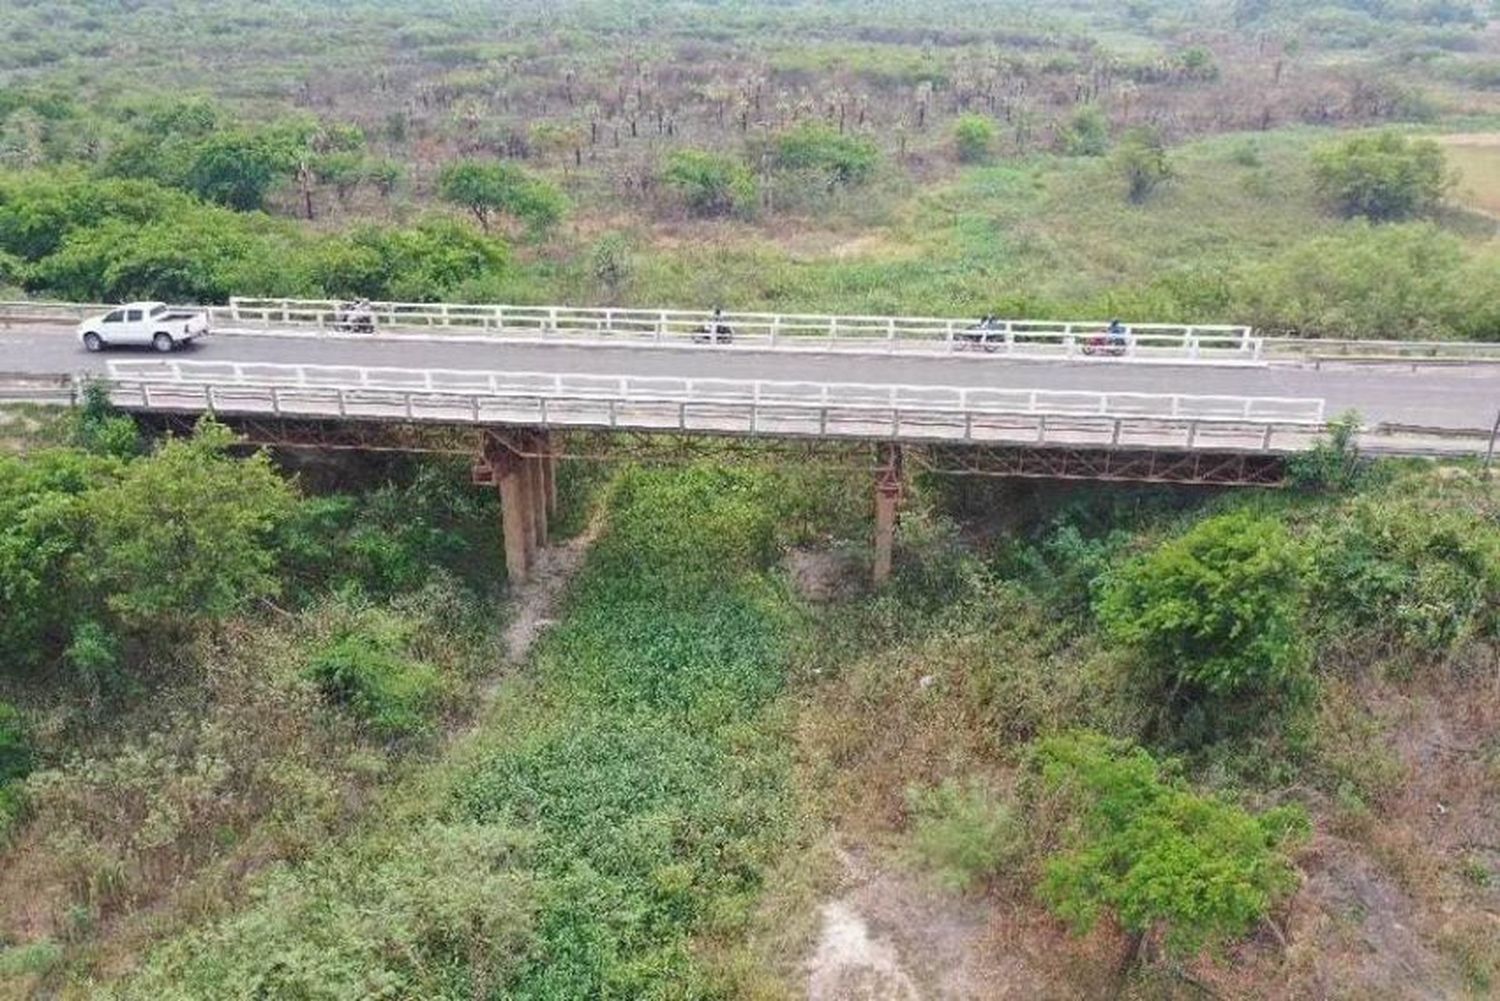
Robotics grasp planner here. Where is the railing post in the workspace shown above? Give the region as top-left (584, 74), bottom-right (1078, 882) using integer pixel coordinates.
top-left (657, 311), bottom-right (666, 342)
top-left (945, 320), bottom-right (955, 352)
top-left (1262, 424), bottom-right (1274, 451)
top-left (1036, 414), bottom-right (1047, 443)
top-left (269, 386), bottom-right (280, 415)
top-left (1111, 418), bottom-right (1122, 445)
top-left (1186, 420), bottom-right (1198, 448)
top-left (770, 316), bottom-right (780, 346)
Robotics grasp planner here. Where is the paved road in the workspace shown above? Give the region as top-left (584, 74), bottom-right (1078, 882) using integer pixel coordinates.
top-left (4, 327), bottom-right (1499, 431)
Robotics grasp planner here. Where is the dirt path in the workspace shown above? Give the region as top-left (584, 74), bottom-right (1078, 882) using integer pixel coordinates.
top-left (805, 848), bottom-right (1049, 1000)
top-left (499, 509), bottom-right (607, 668)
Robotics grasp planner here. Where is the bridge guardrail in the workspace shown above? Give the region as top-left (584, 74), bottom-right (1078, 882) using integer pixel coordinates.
top-left (104, 360), bottom-right (1326, 453)
top-left (10, 297), bottom-right (1500, 366)
top-left (109, 360), bottom-right (1326, 423)
top-left (223, 297), bottom-right (1260, 361)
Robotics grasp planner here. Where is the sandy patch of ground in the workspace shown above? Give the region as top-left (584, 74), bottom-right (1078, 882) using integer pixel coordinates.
top-left (501, 509), bottom-right (606, 666)
top-left (805, 849), bottom-right (1063, 1000)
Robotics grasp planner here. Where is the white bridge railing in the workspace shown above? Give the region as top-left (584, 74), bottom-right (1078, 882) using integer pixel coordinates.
top-left (224, 297), bottom-right (1258, 360)
top-left (105, 360), bottom-right (1326, 452)
top-left (9, 298), bottom-right (1500, 365)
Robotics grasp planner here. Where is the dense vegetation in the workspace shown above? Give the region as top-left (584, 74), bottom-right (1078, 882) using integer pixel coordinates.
top-left (0, 0), bottom-right (1497, 335)
top-left (2, 1), bottom-right (1500, 997)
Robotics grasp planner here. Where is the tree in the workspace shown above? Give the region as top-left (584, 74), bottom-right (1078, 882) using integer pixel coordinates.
top-left (84, 420), bottom-right (296, 632)
top-left (1311, 131), bottom-right (1452, 221)
top-left (953, 114), bottom-right (997, 164)
top-left (1031, 733), bottom-right (1305, 961)
top-left (437, 160), bottom-right (566, 237)
top-left (1113, 127), bottom-right (1173, 203)
top-left (184, 129), bottom-right (297, 211)
top-left (661, 149), bottom-right (758, 217)
top-left (1096, 512), bottom-right (1307, 700)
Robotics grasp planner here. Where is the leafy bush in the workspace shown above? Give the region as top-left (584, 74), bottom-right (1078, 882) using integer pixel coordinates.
top-left (1113, 126), bottom-right (1173, 203)
top-left (1287, 411), bottom-right (1362, 490)
top-left (1059, 105), bottom-right (1109, 156)
top-left (661, 149), bottom-right (758, 217)
top-left (953, 114), bottom-right (997, 164)
top-left (0, 702), bottom-right (31, 832)
top-left (1097, 512), bottom-right (1307, 699)
top-left (772, 123), bottom-right (878, 185)
top-left (85, 420), bottom-right (296, 632)
top-left (906, 778), bottom-right (1022, 892)
top-left (1312, 131), bottom-right (1452, 221)
top-left (1232, 223), bottom-right (1479, 339)
top-left (305, 614), bottom-right (446, 738)
top-left (0, 447), bottom-right (118, 672)
top-left (1308, 492), bottom-right (1500, 659)
top-left (1030, 732), bottom-right (1306, 958)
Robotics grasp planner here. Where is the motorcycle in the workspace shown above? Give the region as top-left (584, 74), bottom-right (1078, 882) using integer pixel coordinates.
top-left (1081, 333), bottom-right (1128, 357)
top-left (333, 301), bottom-right (375, 334)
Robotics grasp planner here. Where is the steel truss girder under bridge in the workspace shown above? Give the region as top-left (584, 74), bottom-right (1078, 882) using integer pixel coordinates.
top-left (131, 413), bottom-right (1288, 486)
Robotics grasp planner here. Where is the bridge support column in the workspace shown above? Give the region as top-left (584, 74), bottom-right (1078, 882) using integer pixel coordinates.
top-left (873, 443), bottom-right (904, 587)
top-left (494, 449), bottom-right (532, 584)
top-left (527, 437), bottom-right (549, 549)
top-left (480, 431), bottom-right (546, 585)
top-left (541, 436), bottom-right (558, 518)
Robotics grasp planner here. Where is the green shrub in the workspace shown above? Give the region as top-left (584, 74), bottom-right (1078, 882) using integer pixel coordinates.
top-left (0, 702), bottom-right (30, 787)
top-left (1287, 412), bottom-right (1362, 491)
top-left (906, 778), bottom-right (1021, 892)
top-left (1233, 222), bottom-right (1477, 339)
top-left (1312, 131), bottom-right (1452, 221)
top-left (661, 149), bottom-right (758, 218)
top-left (1059, 105), bottom-right (1109, 157)
top-left (306, 615), bottom-right (446, 737)
top-left (772, 123), bottom-right (878, 185)
top-left (0, 939), bottom-right (62, 978)
top-left (1030, 732), bottom-right (1306, 959)
top-left (1113, 126), bottom-right (1173, 204)
top-left (953, 114), bottom-right (997, 164)
top-left (85, 420), bottom-right (296, 632)
top-left (1308, 493), bottom-right (1500, 659)
top-left (1097, 512), bottom-right (1307, 700)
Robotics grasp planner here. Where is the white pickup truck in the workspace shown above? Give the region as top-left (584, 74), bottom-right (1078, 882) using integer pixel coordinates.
top-left (78, 302), bottom-right (211, 353)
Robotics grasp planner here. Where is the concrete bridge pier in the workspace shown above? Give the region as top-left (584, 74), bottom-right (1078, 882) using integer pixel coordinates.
top-left (873, 443), bottom-right (904, 587)
top-left (476, 430), bottom-right (557, 584)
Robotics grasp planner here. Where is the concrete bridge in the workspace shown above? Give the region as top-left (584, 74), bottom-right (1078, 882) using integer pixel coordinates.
top-left (2, 298), bottom-right (1498, 584)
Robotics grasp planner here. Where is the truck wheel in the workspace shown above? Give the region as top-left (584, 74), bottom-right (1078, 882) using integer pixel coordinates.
top-left (83, 332), bottom-right (104, 352)
top-left (153, 332), bottom-right (175, 353)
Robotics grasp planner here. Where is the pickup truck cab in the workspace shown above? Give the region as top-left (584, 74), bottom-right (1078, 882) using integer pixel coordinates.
top-left (78, 302), bottom-right (210, 353)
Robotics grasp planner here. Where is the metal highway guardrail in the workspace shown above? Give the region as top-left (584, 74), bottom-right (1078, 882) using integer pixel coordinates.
top-left (104, 360), bottom-right (1326, 452)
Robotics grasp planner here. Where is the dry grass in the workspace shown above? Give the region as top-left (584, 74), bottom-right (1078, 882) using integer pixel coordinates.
top-left (1442, 134), bottom-right (1500, 219)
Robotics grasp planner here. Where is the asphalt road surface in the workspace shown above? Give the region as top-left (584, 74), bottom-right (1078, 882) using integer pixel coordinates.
top-left (3, 327), bottom-right (1498, 431)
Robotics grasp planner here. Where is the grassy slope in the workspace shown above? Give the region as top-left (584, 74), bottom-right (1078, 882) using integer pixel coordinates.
top-left (102, 466), bottom-right (834, 999)
top-left (508, 129), bottom-right (1354, 318)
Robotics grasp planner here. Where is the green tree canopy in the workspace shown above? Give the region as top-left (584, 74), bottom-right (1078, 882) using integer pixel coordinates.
top-left (1097, 512), bottom-right (1307, 699)
top-left (437, 160), bottom-right (566, 237)
top-left (1312, 131), bottom-right (1452, 221)
top-left (1031, 733), bottom-right (1305, 959)
top-left (84, 421), bottom-right (297, 631)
